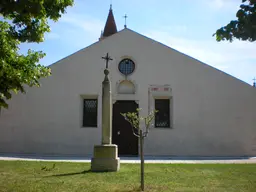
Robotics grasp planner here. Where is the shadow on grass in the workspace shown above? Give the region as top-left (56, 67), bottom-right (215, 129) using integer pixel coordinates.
top-left (113, 185), bottom-right (168, 192)
top-left (114, 189), bottom-right (140, 192)
top-left (46, 169), bottom-right (120, 177)
top-left (45, 170), bottom-right (92, 177)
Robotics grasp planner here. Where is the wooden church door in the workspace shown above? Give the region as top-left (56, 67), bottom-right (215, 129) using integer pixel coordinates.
top-left (112, 101), bottom-right (138, 156)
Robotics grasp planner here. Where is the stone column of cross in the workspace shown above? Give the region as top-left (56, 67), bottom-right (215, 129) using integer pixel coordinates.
top-left (101, 53), bottom-right (113, 145)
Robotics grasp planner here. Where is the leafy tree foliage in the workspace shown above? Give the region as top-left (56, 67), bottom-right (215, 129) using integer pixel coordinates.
top-left (0, 0), bottom-right (74, 108)
top-left (214, 0), bottom-right (256, 42)
top-left (121, 108), bottom-right (158, 138)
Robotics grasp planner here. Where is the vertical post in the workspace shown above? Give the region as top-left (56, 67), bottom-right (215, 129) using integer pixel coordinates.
top-left (101, 53), bottom-right (113, 145)
top-left (123, 14), bottom-right (128, 28)
top-left (140, 130), bottom-right (144, 191)
top-left (102, 69), bottom-right (112, 145)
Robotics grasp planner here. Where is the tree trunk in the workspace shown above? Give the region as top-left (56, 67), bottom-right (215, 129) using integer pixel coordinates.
top-left (140, 130), bottom-right (144, 191)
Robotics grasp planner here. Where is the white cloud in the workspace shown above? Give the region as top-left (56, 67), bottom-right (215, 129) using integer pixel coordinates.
top-left (45, 32), bottom-right (60, 40)
top-left (212, 0), bottom-right (225, 8)
top-left (60, 13), bottom-right (104, 37)
top-left (163, 25), bottom-right (188, 33)
top-left (49, 12), bottom-right (105, 48)
top-left (205, 0), bottom-right (240, 10)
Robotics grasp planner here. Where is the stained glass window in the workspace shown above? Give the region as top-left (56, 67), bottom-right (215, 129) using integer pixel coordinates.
top-left (118, 59), bottom-right (135, 76)
top-left (155, 99), bottom-right (170, 128)
top-left (83, 99), bottom-right (97, 127)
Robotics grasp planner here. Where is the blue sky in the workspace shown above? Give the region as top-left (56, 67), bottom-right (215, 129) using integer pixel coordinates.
top-left (19, 0), bottom-right (255, 85)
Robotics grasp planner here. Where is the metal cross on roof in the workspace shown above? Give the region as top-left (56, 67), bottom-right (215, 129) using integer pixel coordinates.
top-left (123, 14), bottom-right (128, 28)
top-left (102, 53), bottom-right (113, 69)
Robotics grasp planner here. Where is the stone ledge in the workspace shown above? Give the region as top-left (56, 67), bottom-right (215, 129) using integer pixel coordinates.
top-left (91, 157), bottom-right (120, 172)
top-left (93, 144), bottom-right (118, 158)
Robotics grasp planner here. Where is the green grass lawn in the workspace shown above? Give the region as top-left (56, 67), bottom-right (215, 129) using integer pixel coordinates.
top-left (0, 161), bottom-right (255, 192)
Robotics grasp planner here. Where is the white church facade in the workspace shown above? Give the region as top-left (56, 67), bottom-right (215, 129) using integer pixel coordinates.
top-left (0, 7), bottom-right (256, 157)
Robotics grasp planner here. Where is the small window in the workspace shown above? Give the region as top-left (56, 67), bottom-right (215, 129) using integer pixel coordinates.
top-left (83, 99), bottom-right (98, 127)
top-left (155, 99), bottom-right (170, 128)
top-left (118, 59), bottom-right (135, 76)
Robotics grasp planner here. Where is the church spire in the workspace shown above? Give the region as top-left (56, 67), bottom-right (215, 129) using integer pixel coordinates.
top-left (101, 4), bottom-right (117, 39)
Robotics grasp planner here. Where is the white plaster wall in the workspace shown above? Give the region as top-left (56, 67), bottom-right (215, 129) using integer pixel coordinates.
top-left (0, 29), bottom-right (255, 157)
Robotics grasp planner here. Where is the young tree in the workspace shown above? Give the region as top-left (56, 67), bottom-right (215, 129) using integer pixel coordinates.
top-left (0, 0), bottom-right (74, 109)
top-left (121, 108), bottom-right (158, 192)
top-left (214, 0), bottom-right (256, 42)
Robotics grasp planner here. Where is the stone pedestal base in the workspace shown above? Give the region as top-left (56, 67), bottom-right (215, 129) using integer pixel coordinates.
top-left (91, 144), bottom-right (120, 172)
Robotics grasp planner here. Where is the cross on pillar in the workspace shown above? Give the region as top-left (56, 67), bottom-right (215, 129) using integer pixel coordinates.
top-left (102, 53), bottom-right (113, 69)
top-left (123, 14), bottom-right (128, 28)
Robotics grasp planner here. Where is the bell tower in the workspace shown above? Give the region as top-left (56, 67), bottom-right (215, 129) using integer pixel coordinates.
top-left (99, 5), bottom-right (118, 41)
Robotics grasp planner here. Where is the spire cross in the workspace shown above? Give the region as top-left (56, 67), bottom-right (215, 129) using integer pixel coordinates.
top-left (110, 0), bottom-right (113, 9)
top-left (123, 14), bottom-right (128, 28)
top-left (102, 53), bottom-right (113, 69)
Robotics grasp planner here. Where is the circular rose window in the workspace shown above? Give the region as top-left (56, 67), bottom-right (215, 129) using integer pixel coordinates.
top-left (118, 59), bottom-right (135, 76)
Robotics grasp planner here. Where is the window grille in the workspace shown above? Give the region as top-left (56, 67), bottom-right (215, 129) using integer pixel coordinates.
top-left (155, 99), bottom-right (170, 128)
top-left (83, 99), bottom-right (97, 127)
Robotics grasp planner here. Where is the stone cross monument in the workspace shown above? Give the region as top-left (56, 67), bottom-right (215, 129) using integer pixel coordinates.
top-left (91, 53), bottom-right (120, 172)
